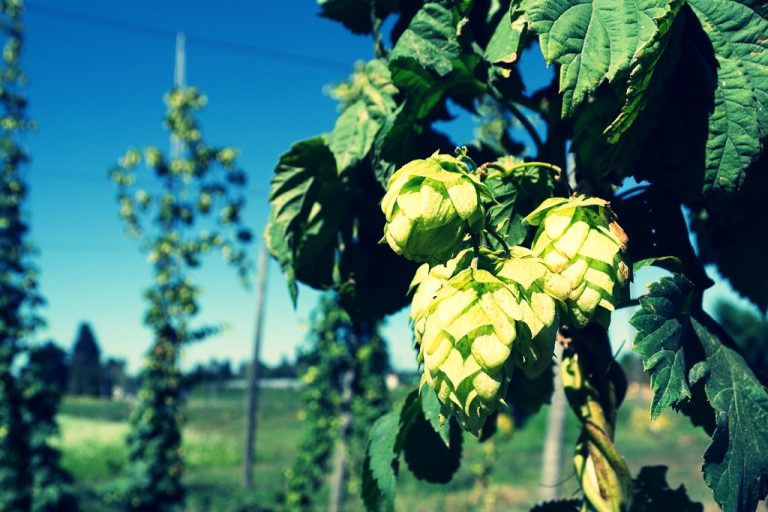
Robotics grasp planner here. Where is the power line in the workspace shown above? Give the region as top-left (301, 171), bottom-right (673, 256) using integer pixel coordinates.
top-left (25, 2), bottom-right (350, 73)
top-left (27, 168), bottom-right (269, 194)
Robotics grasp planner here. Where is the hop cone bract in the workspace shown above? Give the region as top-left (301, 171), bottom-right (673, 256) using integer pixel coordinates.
top-left (525, 196), bottom-right (629, 328)
top-left (410, 249), bottom-right (560, 434)
top-left (381, 153), bottom-right (488, 264)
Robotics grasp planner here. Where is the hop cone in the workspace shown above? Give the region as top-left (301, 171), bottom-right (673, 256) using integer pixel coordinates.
top-left (410, 249), bottom-right (560, 434)
top-left (381, 153), bottom-right (488, 264)
top-left (525, 196), bottom-right (629, 328)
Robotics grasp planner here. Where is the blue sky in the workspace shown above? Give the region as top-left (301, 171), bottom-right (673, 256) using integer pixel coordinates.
top-left (20, 1), bottom-right (754, 373)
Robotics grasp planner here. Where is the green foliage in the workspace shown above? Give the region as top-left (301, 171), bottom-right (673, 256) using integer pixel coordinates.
top-left (714, 300), bottom-right (768, 385)
top-left (20, 342), bottom-right (79, 512)
top-left (362, 389), bottom-right (464, 510)
top-left (283, 294), bottom-right (390, 511)
top-left (0, 2), bottom-right (74, 510)
top-left (630, 466), bottom-right (702, 511)
top-left (632, 274), bottom-right (768, 511)
top-left (265, 138), bottom-right (345, 302)
top-left (692, 317), bottom-right (768, 512)
top-left (524, 0), bottom-right (671, 117)
top-left (630, 274), bottom-right (694, 418)
top-left (111, 87), bottom-right (252, 511)
top-left (269, 0), bottom-right (768, 510)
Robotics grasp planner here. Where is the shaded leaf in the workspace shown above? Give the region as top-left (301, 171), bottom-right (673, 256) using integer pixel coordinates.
top-left (403, 414), bottom-right (463, 483)
top-left (420, 387), bottom-right (450, 445)
top-left (630, 274), bottom-right (693, 418)
top-left (485, 160), bottom-right (555, 248)
top-left (686, 0), bottom-right (768, 199)
top-left (505, 361), bottom-right (555, 415)
top-left (485, 3), bottom-right (526, 68)
top-left (605, 0), bottom-right (684, 141)
top-left (318, 0), bottom-right (374, 34)
top-left (362, 412), bottom-right (400, 512)
top-left (530, 499), bottom-right (581, 511)
top-left (266, 137), bottom-right (347, 303)
top-left (361, 390), bottom-right (423, 511)
top-left (631, 466), bottom-right (703, 511)
top-left (390, 1), bottom-right (461, 77)
top-left (691, 317), bottom-right (768, 512)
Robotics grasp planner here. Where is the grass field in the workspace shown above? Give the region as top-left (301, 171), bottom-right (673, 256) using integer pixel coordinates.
top-left (57, 385), bottom-right (724, 511)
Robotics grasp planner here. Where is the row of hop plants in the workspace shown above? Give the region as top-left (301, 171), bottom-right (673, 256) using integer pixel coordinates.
top-left (0, 1), bottom-right (77, 510)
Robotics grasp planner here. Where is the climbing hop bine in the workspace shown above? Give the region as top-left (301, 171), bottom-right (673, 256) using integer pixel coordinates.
top-left (524, 196), bottom-right (630, 328)
top-left (409, 248), bottom-right (561, 435)
top-left (381, 152), bottom-right (491, 264)
top-left (561, 328), bottom-right (632, 512)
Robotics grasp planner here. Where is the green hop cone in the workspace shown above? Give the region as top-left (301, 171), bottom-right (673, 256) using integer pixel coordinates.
top-left (409, 249), bottom-right (560, 434)
top-left (524, 196), bottom-right (630, 328)
top-left (381, 152), bottom-right (489, 264)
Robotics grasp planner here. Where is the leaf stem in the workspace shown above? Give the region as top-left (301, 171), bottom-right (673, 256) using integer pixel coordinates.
top-left (484, 223), bottom-right (511, 257)
top-left (455, 146), bottom-right (478, 171)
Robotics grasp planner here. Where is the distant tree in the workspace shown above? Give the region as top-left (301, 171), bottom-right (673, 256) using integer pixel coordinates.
top-left (68, 323), bottom-right (101, 397)
top-left (269, 356), bottom-right (297, 379)
top-left (715, 300), bottom-right (768, 386)
top-left (20, 342), bottom-right (78, 512)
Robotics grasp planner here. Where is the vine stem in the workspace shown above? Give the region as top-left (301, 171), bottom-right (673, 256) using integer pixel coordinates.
top-left (484, 161), bottom-right (563, 181)
top-left (471, 233), bottom-right (481, 269)
top-left (561, 326), bottom-right (632, 512)
top-left (487, 83), bottom-right (545, 157)
top-left (369, 0), bottom-right (386, 59)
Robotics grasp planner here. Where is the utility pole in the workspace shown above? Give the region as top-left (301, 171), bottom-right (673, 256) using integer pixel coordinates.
top-left (171, 32), bottom-right (186, 160)
top-left (243, 246), bottom-right (269, 489)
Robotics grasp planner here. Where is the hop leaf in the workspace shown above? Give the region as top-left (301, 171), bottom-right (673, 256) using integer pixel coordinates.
top-left (381, 153), bottom-right (489, 264)
top-left (525, 196), bottom-right (630, 327)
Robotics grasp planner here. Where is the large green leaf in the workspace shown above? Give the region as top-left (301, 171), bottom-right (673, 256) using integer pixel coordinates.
top-left (524, 0), bottom-right (670, 117)
top-left (361, 391), bottom-right (421, 511)
top-left (265, 137), bottom-right (347, 303)
top-left (633, 274), bottom-right (768, 510)
top-left (329, 101), bottom-right (383, 172)
top-left (318, 0), bottom-right (374, 34)
top-left (373, 54), bottom-right (479, 184)
top-left (686, 0), bottom-right (768, 198)
top-left (264, 211), bottom-right (296, 301)
top-left (484, 159), bottom-right (555, 248)
top-left (390, 0), bottom-right (461, 77)
top-left (317, 0), bottom-right (403, 35)
top-left (630, 274), bottom-right (694, 419)
top-left (485, 3), bottom-right (527, 68)
top-left (361, 412), bottom-right (400, 512)
top-left (327, 60), bottom-right (398, 173)
top-left (505, 361), bottom-right (554, 415)
top-left (691, 317), bottom-right (768, 512)
top-left (604, 0), bottom-right (684, 141)
top-left (402, 413), bottom-right (463, 483)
